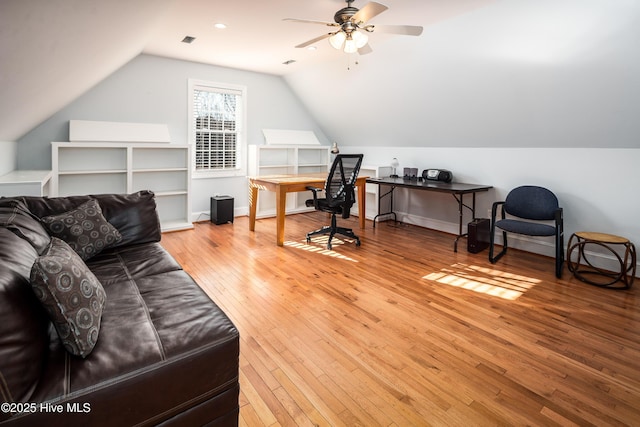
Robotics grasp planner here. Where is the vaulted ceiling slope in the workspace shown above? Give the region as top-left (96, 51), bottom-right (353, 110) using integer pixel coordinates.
top-left (0, 0), bottom-right (174, 142)
top-left (1, 0), bottom-right (639, 147)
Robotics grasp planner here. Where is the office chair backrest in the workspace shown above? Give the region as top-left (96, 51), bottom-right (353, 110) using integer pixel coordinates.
top-left (504, 185), bottom-right (559, 220)
top-left (325, 154), bottom-right (363, 206)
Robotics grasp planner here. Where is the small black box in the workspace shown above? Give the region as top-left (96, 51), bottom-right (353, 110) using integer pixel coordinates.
top-left (468, 218), bottom-right (490, 253)
top-left (210, 196), bottom-right (234, 225)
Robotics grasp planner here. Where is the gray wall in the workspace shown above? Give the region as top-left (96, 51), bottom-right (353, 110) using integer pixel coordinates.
top-left (17, 54), bottom-right (329, 214)
top-left (0, 141), bottom-right (17, 175)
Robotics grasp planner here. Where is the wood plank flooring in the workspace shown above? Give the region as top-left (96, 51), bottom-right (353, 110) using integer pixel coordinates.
top-left (160, 213), bottom-right (640, 427)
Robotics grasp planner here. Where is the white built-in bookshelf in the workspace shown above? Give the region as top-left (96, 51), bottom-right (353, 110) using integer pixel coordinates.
top-left (51, 142), bottom-right (192, 232)
top-left (0, 170), bottom-right (52, 197)
top-left (248, 144), bottom-right (330, 218)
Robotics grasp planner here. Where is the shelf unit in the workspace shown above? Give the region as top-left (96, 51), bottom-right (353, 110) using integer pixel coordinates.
top-left (248, 144), bottom-right (330, 218)
top-left (0, 170), bottom-right (52, 197)
top-left (51, 142), bottom-right (192, 232)
top-left (354, 165), bottom-right (393, 220)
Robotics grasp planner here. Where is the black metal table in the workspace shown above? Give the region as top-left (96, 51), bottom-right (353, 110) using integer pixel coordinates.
top-left (366, 177), bottom-right (493, 252)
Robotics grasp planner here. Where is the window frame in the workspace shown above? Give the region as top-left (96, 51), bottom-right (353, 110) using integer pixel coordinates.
top-left (188, 79), bottom-right (247, 179)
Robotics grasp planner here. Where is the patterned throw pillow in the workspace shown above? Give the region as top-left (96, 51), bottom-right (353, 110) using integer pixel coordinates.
top-left (41, 199), bottom-right (122, 261)
top-left (30, 237), bottom-right (107, 358)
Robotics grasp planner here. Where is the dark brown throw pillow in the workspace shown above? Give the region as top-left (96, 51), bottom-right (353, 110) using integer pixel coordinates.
top-left (30, 237), bottom-right (106, 358)
top-left (41, 199), bottom-right (122, 260)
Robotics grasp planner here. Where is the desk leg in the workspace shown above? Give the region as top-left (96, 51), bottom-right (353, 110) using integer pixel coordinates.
top-left (276, 185), bottom-right (286, 246)
top-left (357, 181), bottom-right (366, 229)
top-left (453, 194), bottom-right (465, 253)
top-left (249, 182), bottom-right (258, 232)
top-left (372, 185), bottom-right (397, 228)
top-left (452, 193), bottom-right (477, 252)
top-left (472, 193), bottom-right (477, 220)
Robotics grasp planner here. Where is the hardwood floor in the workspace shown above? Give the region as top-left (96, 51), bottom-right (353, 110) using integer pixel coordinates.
top-left (161, 213), bottom-right (640, 427)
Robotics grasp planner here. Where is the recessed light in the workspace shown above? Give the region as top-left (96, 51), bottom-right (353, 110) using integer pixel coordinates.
top-left (307, 46), bottom-right (317, 51)
top-left (214, 23), bottom-right (227, 29)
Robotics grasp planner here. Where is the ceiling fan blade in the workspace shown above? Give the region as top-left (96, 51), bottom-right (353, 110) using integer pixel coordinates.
top-left (358, 44), bottom-right (373, 55)
top-left (353, 2), bottom-right (388, 24)
top-left (371, 24), bottom-right (423, 36)
top-left (283, 18), bottom-right (337, 27)
top-left (295, 33), bottom-right (332, 48)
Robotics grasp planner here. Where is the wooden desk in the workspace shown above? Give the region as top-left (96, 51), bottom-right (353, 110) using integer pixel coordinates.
top-left (366, 177), bottom-right (493, 252)
top-left (249, 174), bottom-right (368, 246)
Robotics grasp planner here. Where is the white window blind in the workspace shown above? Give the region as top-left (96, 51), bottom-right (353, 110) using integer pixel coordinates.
top-left (189, 80), bottom-right (246, 177)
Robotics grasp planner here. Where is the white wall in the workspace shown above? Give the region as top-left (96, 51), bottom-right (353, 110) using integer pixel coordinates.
top-left (17, 54), bottom-right (330, 217)
top-left (0, 141), bottom-right (17, 175)
top-left (279, 0), bottom-right (640, 275)
top-left (346, 145), bottom-right (640, 274)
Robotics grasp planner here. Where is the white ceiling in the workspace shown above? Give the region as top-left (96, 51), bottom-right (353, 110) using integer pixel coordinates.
top-left (0, 0), bottom-right (493, 142)
top-left (143, 0), bottom-right (495, 76)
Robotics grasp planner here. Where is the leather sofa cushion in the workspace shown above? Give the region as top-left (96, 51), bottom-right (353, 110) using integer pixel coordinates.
top-left (30, 238), bottom-right (107, 358)
top-left (0, 228), bottom-right (50, 408)
top-left (19, 242), bottom-right (239, 426)
top-left (22, 190), bottom-right (161, 248)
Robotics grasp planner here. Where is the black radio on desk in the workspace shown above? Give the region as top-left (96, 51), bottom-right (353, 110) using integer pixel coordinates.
top-left (422, 169), bottom-right (452, 183)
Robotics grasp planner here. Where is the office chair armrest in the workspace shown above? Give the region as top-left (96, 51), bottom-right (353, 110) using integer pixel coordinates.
top-left (491, 201), bottom-right (505, 221)
top-left (307, 185), bottom-right (324, 199)
top-left (306, 185), bottom-right (322, 208)
top-left (554, 207), bottom-right (563, 230)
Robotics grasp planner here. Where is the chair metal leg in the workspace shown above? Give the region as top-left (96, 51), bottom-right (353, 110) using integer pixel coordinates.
top-left (489, 205), bottom-right (507, 264)
top-left (489, 229), bottom-right (508, 264)
top-left (555, 231), bottom-right (564, 278)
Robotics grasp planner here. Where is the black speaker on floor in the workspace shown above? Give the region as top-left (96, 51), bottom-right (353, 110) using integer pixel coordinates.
top-left (210, 196), bottom-right (234, 225)
top-left (468, 218), bottom-right (490, 253)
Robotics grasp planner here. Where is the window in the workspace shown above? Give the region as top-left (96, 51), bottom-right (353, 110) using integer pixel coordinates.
top-left (188, 79), bottom-right (246, 177)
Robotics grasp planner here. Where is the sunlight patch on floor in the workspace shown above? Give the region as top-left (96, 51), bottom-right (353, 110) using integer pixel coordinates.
top-left (284, 240), bottom-right (358, 262)
top-left (423, 263), bottom-right (541, 300)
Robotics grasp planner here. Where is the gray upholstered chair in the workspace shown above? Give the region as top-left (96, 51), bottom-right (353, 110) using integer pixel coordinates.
top-left (489, 185), bottom-right (564, 278)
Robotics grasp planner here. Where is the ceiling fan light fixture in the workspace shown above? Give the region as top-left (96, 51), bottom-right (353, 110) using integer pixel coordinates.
top-left (344, 36), bottom-right (358, 54)
top-left (329, 31), bottom-right (346, 50)
top-left (351, 29), bottom-right (368, 48)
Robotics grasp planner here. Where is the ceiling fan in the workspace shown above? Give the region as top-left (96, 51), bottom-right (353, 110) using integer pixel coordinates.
top-left (284, 0), bottom-right (423, 54)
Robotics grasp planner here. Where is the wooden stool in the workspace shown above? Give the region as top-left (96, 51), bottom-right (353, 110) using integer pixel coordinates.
top-left (567, 232), bottom-right (636, 289)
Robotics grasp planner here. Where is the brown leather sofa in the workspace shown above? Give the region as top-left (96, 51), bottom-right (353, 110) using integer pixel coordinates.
top-left (0, 191), bottom-right (239, 426)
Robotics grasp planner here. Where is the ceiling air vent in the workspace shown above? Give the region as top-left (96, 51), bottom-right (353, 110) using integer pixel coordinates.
top-left (181, 36), bottom-right (196, 44)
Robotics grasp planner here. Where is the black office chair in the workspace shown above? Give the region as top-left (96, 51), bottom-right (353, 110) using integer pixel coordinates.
top-left (305, 154), bottom-right (364, 250)
top-left (489, 185), bottom-right (564, 278)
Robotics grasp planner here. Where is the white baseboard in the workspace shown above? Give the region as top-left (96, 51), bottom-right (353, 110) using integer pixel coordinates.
top-left (191, 207), bottom-right (248, 223)
top-left (391, 210), bottom-right (639, 278)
